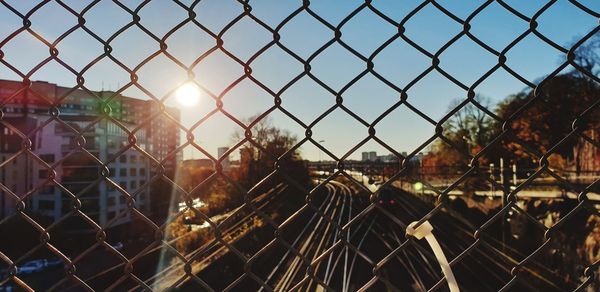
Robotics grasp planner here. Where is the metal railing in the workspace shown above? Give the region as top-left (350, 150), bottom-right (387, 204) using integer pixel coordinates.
top-left (0, 1), bottom-right (599, 291)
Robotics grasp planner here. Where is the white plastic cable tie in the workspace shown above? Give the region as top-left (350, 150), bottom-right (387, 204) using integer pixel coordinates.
top-left (406, 220), bottom-right (459, 292)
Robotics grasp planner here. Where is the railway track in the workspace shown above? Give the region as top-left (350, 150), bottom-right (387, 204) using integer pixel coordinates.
top-left (53, 180), bottom-right (574, 291)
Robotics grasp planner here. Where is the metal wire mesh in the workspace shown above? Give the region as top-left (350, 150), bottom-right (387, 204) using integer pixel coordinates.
top-left (0, 0), bottom-right (599, 291)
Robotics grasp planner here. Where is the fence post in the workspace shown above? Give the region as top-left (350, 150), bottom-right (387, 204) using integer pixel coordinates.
top-left (490, 163), bottom-right (495, 198)
top-left (501, 158), bottom-right (509, 253)
top-left (512, 163), bottom-right (517, 186)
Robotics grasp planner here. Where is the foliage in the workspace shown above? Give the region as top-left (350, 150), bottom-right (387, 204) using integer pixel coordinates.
top-left (427, 68), bottom-right (600, 176)
top-left (496, 74), bottom-right (600, 173)
top-left (231, 115), bottom-right (310, 193)
top-left (167, 212), bottom-right (210, 254)
top-left (176, 165), bottom-right (240, 216)
top-left (166, 115), bottom-right (310, 246)
top-left (431, 95), bottom-right (498, 169)
top-left (571, 34), bottom-right (600, 77)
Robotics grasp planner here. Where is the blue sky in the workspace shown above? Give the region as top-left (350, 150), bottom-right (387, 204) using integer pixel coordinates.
top-left (0, 0), bottom-right (598, 161)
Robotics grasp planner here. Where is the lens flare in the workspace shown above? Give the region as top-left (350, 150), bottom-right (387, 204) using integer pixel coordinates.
top-left (175, 83), bottom-right (201, 106)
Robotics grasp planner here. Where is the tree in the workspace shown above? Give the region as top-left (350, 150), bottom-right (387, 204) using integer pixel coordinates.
top-left (232, 115), bottom-right (310, 194)
top-left (496, 74), bottom-right (600, 174)
top-left (422, 96), bottom-right (499, 195)
top-left (433, 95), bottom-right (498, 168)
top-left (571, 34), bottom-right (600, 77)
top-left (177, 165), bottom-right (214, 192)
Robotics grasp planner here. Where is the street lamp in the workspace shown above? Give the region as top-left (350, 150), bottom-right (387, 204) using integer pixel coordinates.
top-left (318, 140), bottom-right (325, 162)
top-left (414, 181), bottom-right (424, 195)
top-left (317, 140), bottom-right (325, 183)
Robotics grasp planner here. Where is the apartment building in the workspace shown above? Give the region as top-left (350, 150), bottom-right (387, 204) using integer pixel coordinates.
top-left (0, 79), bottom-right (180, 227)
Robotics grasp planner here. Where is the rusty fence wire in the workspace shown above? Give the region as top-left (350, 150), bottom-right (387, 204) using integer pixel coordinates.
top-left (0, 0), bottom-right (600, 291)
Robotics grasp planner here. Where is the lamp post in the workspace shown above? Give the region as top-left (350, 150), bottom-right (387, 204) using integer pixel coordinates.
top-left (414, 181), bottom-right (424, 196)
top-left (489, 163), bottom-right (495, 199)
top-left (318, 140), bottom-right (325, 162)
top-left (317, 140), bottom-right (325, 183)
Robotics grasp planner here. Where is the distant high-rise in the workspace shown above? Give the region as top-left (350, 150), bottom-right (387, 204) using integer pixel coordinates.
top-left (361, 152), bottom-right (370, 161)
top-left (368, 151), bottom-right (377, 161)
top-left (362, 151), bottom-right (379, 161)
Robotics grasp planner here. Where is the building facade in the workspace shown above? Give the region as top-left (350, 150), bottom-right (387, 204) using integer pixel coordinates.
top-left (0, 80), bottom-right (180, 227)
top-left (361, 151), bottom-right (378, 162)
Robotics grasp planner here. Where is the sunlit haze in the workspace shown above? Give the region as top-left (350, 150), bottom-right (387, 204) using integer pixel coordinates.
top-left (1, 1), bottom-right (599, 291)
top-left (175, 83), bottom-right (202, 107)
top-left (0, 0), bottom-right (597, 160)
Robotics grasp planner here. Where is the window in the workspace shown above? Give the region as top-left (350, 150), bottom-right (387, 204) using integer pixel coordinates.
top-left (140, 168), bottom-right (146, 176)
top-left (119, 155), bottom-right (127, 163)
top-left (40, 154), bottom-right (55, 163)
top-left (108, 168), bottom-right (115, 177)
top-left (130, 155), bottom-right (137, 163)
top-left (39, 169), bottom-right (49, 179)
top-left (107, 197), bottom-right (116, 206)
top-left (119, 181), bottom-right (127, 189)
top-left (130, 181), bottom-right (137, 189)
top-left (120, 168), bottom-right (127, 177)
top-left (41, 185), bottom-right (54, 194)
top-left (38, 200), bottom-right (55, 210)
top-left (130, 168), bottom-right (137, 176)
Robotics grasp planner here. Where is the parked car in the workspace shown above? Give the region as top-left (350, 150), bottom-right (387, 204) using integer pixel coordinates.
top-left (112, 242), bottom-right (124, 250)
top-left (17, 260), bottom-right (47, 275)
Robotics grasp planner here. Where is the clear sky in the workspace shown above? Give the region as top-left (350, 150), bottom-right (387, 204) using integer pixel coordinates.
top-left (0, 0), bottom-right (598, 161)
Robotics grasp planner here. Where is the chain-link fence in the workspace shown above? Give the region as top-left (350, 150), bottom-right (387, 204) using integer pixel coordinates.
top-left (1, 0), bottom-right (599, 291)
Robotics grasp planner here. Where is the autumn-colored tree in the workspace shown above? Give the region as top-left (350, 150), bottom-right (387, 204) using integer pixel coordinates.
top-left (432, 95), bottom-right (498, 169)
top-left (232, 115), bottom-right (310, 196)
top-left (496, 74), bottom-right (600, 174)
top-left (178, 166), bottom-right (214, 192)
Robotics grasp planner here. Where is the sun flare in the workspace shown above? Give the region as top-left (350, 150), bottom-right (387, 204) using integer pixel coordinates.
top-left (175, 83), bottom-right (201, 107)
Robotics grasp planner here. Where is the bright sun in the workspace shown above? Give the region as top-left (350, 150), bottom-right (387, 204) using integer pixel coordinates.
top-left (175, 83), bottom-right (201, 106)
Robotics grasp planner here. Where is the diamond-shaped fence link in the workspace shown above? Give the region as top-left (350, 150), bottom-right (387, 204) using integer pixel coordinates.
top-left (0, 0), bottom-right (599, 291)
